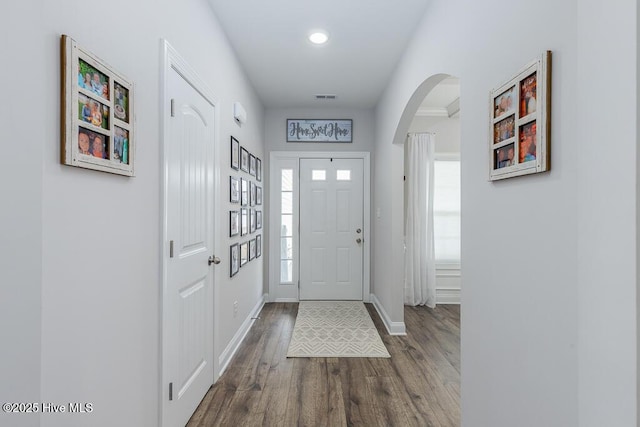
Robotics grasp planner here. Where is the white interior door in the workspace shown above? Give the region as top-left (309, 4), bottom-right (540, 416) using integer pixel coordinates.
top-left (299, 158), bottom-right (364, 300)
top-left (163, 61), bottom-right (215, 426)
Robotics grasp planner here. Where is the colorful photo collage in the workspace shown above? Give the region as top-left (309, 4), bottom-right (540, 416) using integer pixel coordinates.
top-left (491, 72), bottom-right (538, 171)
top-left (75, 58), bottom-right (130, 164)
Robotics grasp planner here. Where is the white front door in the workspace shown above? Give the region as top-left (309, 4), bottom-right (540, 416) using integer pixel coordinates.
top-left (299, 158), bottom-right (364, 300)
top-left (163, 61), bottom-right (216, 426)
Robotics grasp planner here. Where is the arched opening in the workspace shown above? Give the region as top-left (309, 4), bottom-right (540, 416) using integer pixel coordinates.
top-left (391, 74), bottom-right (453, 145)
top-left (396, 73), bottom-right (461, 306)
top-left (394, 72), bottom-right (462, 418)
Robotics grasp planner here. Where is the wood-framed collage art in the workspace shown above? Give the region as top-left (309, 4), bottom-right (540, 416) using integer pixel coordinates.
top-left (228, 135), bottom-right (263, 276)
top-left (61, 35), bottom-right (134, 176)
top-left (489, 51), bottom-right (551, 181)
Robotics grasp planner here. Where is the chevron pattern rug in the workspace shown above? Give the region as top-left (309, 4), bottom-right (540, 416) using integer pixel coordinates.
top-left (287, 301), bottom-right (390, 358)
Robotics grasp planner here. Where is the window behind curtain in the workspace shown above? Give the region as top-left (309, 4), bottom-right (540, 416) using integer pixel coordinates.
top-left (433, 158), bottom-right (460, 266)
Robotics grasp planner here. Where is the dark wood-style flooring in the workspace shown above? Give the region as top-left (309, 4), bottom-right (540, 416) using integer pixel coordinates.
top-left (187, 303), bottom-right (460, 427)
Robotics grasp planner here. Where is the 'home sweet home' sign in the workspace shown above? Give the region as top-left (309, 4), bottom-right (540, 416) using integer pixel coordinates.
top-left (287, 119), bottom-right (352, 143)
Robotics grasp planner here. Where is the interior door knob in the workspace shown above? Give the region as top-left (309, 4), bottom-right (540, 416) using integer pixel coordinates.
top-left (356, 238), bottom-right (362, 244)
top-left (208, 255), bottom-right (221, 266)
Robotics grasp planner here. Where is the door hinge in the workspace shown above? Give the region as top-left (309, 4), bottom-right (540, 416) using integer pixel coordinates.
top-left (169, 382), bottom-right (173, 401)
top-left (170, 99), bottom-right (175, 117)
top-left (169, 240), bottom-right (174, 258)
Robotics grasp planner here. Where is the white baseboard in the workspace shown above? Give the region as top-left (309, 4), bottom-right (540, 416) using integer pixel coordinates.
top-left (274, 298), bottom-right (299, 303)
top-left (217, 294), bottom-right (266, 378)
top-left (370, 294), bottom-right (406, 335)
top-left (436, 288), bottom-right (461, 304)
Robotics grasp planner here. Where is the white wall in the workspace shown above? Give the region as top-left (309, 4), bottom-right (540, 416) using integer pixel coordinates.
top-left (0, 1), bottom-right (265, 426)
top-left (372, 0), bottom-right (636, 425)
top-left (0, 3), bottom-right (44, 427)
top-left (576, 1), bottom-right (637, 426)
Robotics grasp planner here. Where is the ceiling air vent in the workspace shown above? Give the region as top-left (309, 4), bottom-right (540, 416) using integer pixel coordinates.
top-left (315, 94), bottom-right (337, 100)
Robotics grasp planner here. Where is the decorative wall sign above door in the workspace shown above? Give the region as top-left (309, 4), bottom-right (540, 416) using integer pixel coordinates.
top-left (287, 119), bottom-right (352, 143)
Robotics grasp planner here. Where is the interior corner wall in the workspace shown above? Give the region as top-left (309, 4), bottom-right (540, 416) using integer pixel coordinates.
top-left (0, 1), bottom-right (266, 426)
top-left (371, 132), bottom-right (405, 321)
top-left (0, 2), bottom-right (44, 427)
top-left (375, 0), bottom-right (584, 425)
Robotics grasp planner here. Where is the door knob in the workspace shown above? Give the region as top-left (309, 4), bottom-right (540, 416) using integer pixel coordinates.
top-left (356, 238), bottom-right (362, 244)
top-left (208, 255), bottom-right (221, 266)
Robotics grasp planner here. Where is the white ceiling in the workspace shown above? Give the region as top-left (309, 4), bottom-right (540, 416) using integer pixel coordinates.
top-left (208, 0), bottom-right (432, 109)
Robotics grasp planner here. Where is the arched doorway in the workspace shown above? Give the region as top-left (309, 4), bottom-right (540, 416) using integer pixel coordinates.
top-left (396, 73), bottom-right (461, 307)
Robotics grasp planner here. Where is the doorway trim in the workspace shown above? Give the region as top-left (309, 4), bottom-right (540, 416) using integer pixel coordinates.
top-left (268, 151), bottom-right (371, 303)
top-left (159, 39), bottom-right (219, 427)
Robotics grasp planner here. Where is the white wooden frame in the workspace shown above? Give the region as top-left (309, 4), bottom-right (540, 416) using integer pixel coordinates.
top-left (489, 51), bottom-right (551, 180)
top-left (268, 151), bottom-right (371, 303)
top-left (61, 35), bottom-right (135, 176)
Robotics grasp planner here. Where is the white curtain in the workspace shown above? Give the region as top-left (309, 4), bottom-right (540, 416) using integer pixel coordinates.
top-left (404, 133), bottom-right (436, 307)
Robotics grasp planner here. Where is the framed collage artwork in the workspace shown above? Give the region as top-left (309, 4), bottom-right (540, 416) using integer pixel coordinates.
top-left (61, 35), bottom-right (134, 176)
top-left (489, 51), bottom-right (551, 181)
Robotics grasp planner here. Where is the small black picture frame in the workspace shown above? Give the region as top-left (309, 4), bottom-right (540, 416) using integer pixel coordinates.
top-left (240, 208), bottom-right (248, 236)
top-left (249, 238), bottom-right (256, 261)
top-left (240, 242), bottom-right (248, 266)
top-left (230, 243), bottom-right (239, 277)
top-left (230, 176), bottom-right (240, 203)
top-left (230, 210), bottom-right (239, 237)
top-left (240, 178), bottom-right (248, 206)
top-left (240, 147), bottom-right (249, 173)
top-left (249, 154), bottom-right (256, 177)
top-left (256, 158), bottom-right (262, 182)
top-left (230, 136), bottom-right (239, 170)
top-left (256, 234), bottom-right (261, 258)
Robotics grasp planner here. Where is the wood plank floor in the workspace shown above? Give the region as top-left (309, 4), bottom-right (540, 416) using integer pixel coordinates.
top-left (187, 303), bottom-right (460, 427)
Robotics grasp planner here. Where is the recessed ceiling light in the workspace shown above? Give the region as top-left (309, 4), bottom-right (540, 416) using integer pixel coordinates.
top-left (309, 31), bottom-right (329, 45)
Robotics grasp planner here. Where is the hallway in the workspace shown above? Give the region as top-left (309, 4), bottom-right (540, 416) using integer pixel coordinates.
top-left (187, 303), bottom-right (460, 426)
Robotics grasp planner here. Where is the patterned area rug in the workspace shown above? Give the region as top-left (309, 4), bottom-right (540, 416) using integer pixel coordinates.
top-left (287, 301), bottom-right (390, 358)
